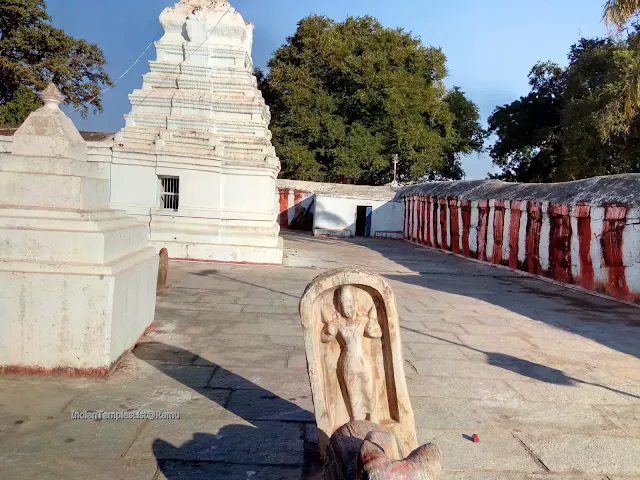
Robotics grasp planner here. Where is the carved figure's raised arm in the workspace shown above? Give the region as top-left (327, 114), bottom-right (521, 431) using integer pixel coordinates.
top-left (321, 321), bottom-right (338, 344)
top-left (321, 307), bottom-right (338, 343)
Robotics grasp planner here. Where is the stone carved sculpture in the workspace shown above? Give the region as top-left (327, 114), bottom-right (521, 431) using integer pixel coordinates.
top-left (300, 267), bottom-right (418, 455)
top-left (324, 421), bottom-right (442, 480)
top-left (321, 285), bottom-right (382, 423)
top-left (300, 268), bottom-right (442, 479)
top-left (159, 0), bottom-right (253, 50)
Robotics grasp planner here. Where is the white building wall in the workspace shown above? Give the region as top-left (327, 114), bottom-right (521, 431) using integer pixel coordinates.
top-left (486, 200), bottom-right (495, 262)
top-left (110, 164), bottom-right (157, 218)
top-left (314, 195), bottom-right (404, 236)
top-left (623, 207), bottom-right (640, 293)
top-left (539, 202), bottom-right (551, 272)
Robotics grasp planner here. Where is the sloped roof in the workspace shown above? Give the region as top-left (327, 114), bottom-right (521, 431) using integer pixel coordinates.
top-left (399, 175), bottom-right (640, 205)
top-left (0, 126), bottom-right (114, 142)
top-left (276, 179), bottom-right (400, 201)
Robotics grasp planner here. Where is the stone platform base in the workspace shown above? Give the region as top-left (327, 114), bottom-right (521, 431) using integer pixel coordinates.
top-left (314, 228), bottom-right (353, 238)
top-left (0, 250), bottom-right (158, 373)
top-left (153, 237), bottom-right (284, 265)
top-left (374, 231), bottom-right (404, 240)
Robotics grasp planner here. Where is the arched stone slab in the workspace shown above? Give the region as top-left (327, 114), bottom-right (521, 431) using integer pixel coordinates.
top-left (299, 267), bottom-right (417, 457)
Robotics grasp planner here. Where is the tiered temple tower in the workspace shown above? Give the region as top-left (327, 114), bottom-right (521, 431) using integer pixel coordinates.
top-left (111, 0), bottom-right (283, 264)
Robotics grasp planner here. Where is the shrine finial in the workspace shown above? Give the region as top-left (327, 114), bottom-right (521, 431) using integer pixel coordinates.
top-left (39, 83), bottom-right (64, 110)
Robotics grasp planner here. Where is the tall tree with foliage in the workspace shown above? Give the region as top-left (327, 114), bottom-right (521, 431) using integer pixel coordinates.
top-left (257, 15), bottom-right (484, 185)
top-left (0, 0), bottom-right (111, 126)
top-left (488, 32), bottom-right (640, 182)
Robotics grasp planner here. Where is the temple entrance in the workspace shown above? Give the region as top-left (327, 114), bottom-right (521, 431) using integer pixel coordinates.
top-left (355, 206), bottom-right (373, 237)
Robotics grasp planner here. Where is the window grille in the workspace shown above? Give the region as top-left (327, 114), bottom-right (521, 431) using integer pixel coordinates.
top-left (160, 176), bottom-right (179, 210)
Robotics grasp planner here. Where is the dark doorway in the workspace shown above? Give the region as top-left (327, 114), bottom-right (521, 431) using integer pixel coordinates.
top-left (355, 205), bottom-right (373, 237)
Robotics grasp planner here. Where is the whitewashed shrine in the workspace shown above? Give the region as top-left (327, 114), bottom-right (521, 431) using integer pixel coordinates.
top-left (109, 0), bottom-right (283, 264)
top-left (0, 85), bottom-right (158, 373)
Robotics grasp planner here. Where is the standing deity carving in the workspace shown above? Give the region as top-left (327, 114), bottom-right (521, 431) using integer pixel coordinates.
top-left (320, 285), bottom-right (382, 422)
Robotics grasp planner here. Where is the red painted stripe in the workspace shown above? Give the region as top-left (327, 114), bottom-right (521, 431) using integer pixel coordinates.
top-left (418, 196), bottom-right (422, 243)
top-left (423, 196), bottom-right (429, 245)
top-left (425, 197), bottom-right (432, 246)
top-left (492, 199), bottom-right (505, 264)
top-left (429, 197), bottom-right (440, 248)
top-left (460, 200), bottom-right (471, 256)
top-left (449, 198), bottom-right (460, 254)
top-left (574, 203), bottom-right (594, 290)
top-left (416, 195), bottom-right (424, 244)
top-left (477, 200), bottom-right (489, 261)
top-left (412, 196), bottom-right (417, 242)
top-left (408, 196), bottom-right (413, 241)
top-left (409, 195), bottom-right (416, 242)
top-left (508, 201), bottom-right (523, 269)
top-left (278, 189), bottom-right (289, 229)
top-left (419, 195), bottom-right (426, 245)
top-left (431, 196), bottom-right (438, 248)
top-left (439, 198), bottom-right (448, 249)
top-left (405, 198), bottom-right (410, 240)
top-left (409, 197), bottom-right (412, 240)
top-left (549, 203), bottom-right (572, 283)
top-left (602, 205), bottom-right (630, 298)
top-left (525, 202), bottom-right (542, 274)
top-left (403, 199), bottom-right (408, 239)
top-left (421, 196), bottom-right (427, 245)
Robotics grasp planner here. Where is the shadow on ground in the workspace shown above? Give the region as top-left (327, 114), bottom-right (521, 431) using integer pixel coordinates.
top-left (316, 235), bottom-right (640, 361)
top-left (192, 268), bottom-right (301, 299)
top-left (401, 326), bottom-right (640, 399)
top-left (133, 342), bottom-right (321, 479)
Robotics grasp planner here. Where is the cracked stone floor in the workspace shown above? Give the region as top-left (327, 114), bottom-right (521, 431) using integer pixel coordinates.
top-left (1, 231), bottom-right (640, 479)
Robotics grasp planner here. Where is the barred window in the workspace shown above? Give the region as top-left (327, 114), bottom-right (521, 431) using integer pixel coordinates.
top-left (159, 176), bottom-right (179, 210)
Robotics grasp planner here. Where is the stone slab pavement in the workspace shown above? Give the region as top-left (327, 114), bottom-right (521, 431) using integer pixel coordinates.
top-left (1, 231), bottom-right (639, 479)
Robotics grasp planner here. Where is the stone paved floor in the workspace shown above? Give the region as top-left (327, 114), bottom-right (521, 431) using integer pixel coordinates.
top-left (1, 231), bottom-right (640, 479)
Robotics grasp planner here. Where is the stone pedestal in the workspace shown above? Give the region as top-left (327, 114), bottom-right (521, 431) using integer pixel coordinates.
top-left (0, 85), bottom-right (158, 374)
top-left (111, 0), bottom-right (283, 264)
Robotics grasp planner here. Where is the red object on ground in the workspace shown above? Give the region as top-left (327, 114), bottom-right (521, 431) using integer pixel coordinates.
top-left (472, 434), bottom-right (480, 443)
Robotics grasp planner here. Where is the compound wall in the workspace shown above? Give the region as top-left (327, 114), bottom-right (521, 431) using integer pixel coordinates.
top-left (401, 176), bottom-right (640, 303)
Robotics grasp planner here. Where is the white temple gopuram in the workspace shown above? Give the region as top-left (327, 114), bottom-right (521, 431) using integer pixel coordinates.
top-left (110, 0), bottom-right (283, 264)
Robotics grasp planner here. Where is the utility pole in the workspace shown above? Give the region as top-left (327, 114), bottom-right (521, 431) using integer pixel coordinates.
top-left (391, 154), bottom-right (399, 187)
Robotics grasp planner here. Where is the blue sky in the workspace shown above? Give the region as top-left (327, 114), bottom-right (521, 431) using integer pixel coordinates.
top-left (48, 0), bottom-right (608, 179)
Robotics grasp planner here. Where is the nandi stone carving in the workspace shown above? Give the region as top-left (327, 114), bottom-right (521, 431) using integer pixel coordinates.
top-left (300, 267), bottom-right (442, 479)
top-left (324, 421), bottom-right (443, 480)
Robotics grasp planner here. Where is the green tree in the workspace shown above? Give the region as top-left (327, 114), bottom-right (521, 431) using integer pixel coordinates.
top-left (0, 0), bottom-right (111, 126)
top-left (488, 62), bottom-right (566, 182)
top-left (431, 87), bottom-right (484, 180)
top-left (488, 33), bottom-right (640, 182)
top-left (258, 15), bottom-right (484, 185)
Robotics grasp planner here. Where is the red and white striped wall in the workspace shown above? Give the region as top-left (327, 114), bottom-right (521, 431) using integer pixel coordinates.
top-left (403, 194), bottom-right (640, 303)
top-left (276, 188), bottom-right (314, 229)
